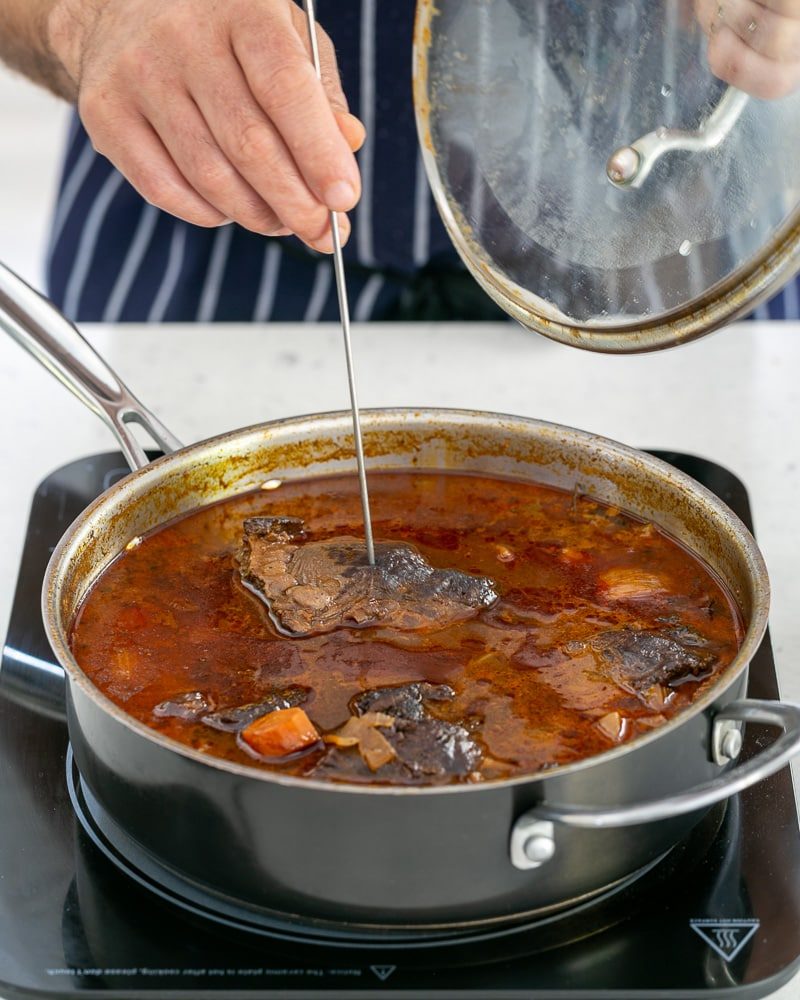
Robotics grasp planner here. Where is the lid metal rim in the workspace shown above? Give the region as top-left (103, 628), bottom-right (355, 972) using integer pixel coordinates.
top-left (413, 3), bottom-right (800, 353)
top-left (422, 135), bottom-right (800, 353)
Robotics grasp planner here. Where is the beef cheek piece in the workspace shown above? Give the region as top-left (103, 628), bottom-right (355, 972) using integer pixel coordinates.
top-left (314, 682), bottom-right (483, 785)
top-left (351, 681), bottom-right (456, 720)
top-left (591, 627), bottom-right (718, 699)
top-left (238, 516), bottom-right (498, 636)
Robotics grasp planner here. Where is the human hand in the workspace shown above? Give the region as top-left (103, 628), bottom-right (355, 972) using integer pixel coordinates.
top-left (695, 0), bottom-right (800, 99)
top-left (46, 0), bottom-right (364, 251)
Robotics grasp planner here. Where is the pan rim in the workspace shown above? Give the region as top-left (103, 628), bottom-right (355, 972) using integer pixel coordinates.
top-left (45, 406), bottom-right (771, 797)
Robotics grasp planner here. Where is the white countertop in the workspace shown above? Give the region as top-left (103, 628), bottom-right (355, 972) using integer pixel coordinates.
top-left (0, 320), bottom-right (798, 995)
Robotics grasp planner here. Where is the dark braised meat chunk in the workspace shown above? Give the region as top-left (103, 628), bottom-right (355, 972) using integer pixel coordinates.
top-left (351, 681), bottom-right (456, 721)
top-left (153, 691), bottom-right (215, 720)
top-left (202, 685), bottom-right (309, 732)
top-left (238, 517), bottom-right (497, 636)
top-left (592, 627), bottom-right (718, 695)
top-left (390, 716), bottom-right (482, 779)
top-left (314, 681), bottom-right (481, 784)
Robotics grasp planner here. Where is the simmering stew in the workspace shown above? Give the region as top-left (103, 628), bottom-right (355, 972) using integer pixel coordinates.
top-left (69, 471), bottom-right (743, 785)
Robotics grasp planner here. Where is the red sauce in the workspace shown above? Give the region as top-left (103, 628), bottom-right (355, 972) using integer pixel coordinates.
top-left (69, 471), bottom-right (743, 783)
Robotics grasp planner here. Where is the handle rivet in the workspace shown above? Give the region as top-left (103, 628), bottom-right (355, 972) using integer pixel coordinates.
top-left (721, 729), bottom-right (743, 761)
top-left (713, 718), bottom-right (744, 765)
top-left (523, 833), bottom-right (556, 864)
top-left (510, 818), bottom-right (556, 870)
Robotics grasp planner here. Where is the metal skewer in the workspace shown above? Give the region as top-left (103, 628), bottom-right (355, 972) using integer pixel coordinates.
top-left (302, 0), bottom-right (375, 567)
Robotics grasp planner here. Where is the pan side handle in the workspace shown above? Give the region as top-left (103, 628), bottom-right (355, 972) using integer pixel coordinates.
top-left (0, 644), bottom-right (66, 722)
top-left (511, 699), bottom-right (800, 869)
top-left (0, 262), bottom-right (182, 471)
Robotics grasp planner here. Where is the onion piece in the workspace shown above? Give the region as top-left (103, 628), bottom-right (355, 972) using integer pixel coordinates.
top-left (324, 712), bottom-right (397, 771)
top-left (598, 567), bottom-right (668, 601)
top-left (596, 711), bottom-right (630, 743)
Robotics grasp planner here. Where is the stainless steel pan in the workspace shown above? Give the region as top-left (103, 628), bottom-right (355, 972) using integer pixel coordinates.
top-left (1, 261), bottom-right (798, 933)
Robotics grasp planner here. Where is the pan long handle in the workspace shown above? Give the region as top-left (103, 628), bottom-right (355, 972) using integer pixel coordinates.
top-left (511, 699), bottom-right (800, 869)
top-left (0, 262), bottom-right (182, 470)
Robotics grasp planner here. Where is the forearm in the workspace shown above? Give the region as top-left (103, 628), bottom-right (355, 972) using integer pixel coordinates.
top-left (0, 0), bottom-right (75, 99)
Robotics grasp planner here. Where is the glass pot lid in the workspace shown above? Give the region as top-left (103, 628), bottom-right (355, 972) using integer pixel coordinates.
top-left (414, 0), bottom-right (800, 352)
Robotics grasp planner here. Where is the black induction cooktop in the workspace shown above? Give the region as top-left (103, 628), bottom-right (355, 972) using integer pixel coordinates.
top-left (1, 451), bottom-right (799, 999)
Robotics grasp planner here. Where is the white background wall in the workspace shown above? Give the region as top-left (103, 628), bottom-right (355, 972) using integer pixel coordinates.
top-left (0, 64), bottom-right (69, 289)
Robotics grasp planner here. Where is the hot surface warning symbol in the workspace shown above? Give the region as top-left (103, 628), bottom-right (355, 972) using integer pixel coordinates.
top-left (370, 965), bottom-right (397, 981)
top-left (690, 918), bottom-right (760, 961)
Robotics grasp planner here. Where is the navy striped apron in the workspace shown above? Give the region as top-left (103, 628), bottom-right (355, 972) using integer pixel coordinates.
top-left (46, 1), bottom-right (800, 323)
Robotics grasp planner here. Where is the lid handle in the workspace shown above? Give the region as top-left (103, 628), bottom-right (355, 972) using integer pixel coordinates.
top-left (606, 86), bottom-right (748, 189)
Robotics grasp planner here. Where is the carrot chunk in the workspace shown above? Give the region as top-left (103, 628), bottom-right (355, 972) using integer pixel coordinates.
top-left (241, 707), bottom-right (319, 757)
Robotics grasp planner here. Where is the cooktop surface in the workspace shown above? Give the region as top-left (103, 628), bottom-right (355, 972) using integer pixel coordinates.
top-left (1, 451), bottom-right (799, 999)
